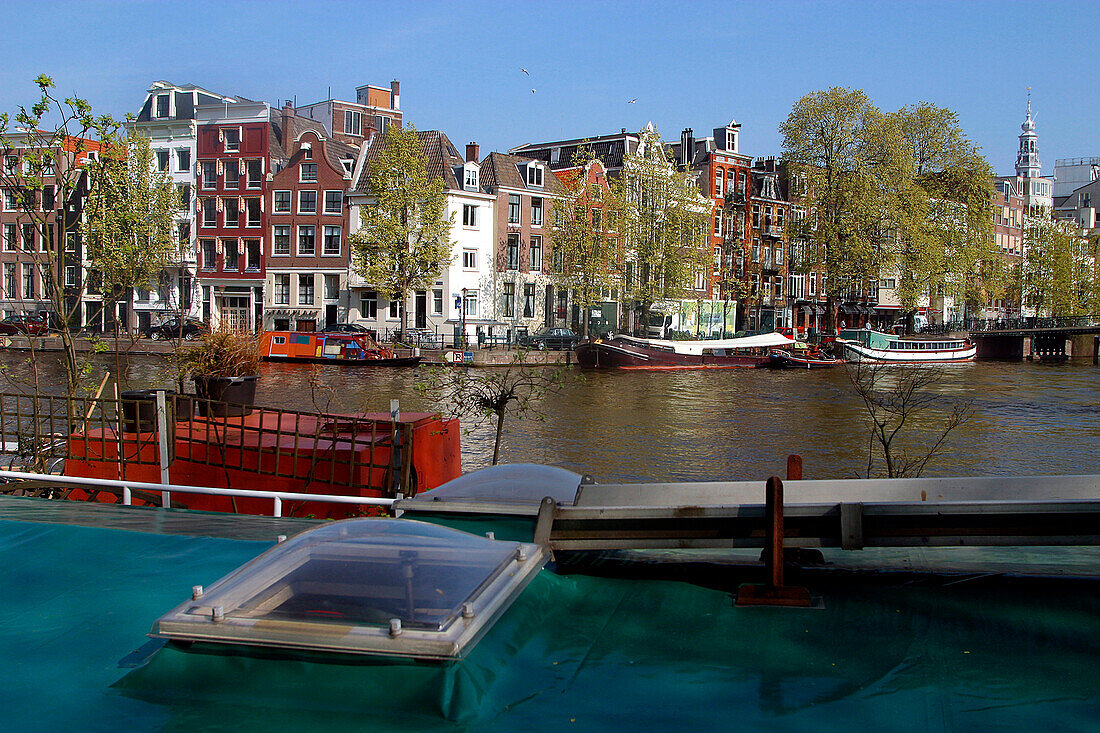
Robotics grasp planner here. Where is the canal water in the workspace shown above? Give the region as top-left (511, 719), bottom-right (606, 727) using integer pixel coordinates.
top-left (3, 351), bottom-right (1098, 482)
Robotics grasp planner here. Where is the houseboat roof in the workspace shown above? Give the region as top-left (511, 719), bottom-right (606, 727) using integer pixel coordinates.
top-left (617, 332), bottom-right (794, 355)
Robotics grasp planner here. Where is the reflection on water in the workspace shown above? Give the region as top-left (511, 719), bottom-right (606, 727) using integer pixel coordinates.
top-left (3, 351), bottom-right (1099, 482)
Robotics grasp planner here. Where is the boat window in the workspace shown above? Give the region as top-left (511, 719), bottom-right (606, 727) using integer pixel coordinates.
top-left (273, 336), bottom-right (286, 345)
top-left (152, 519), bottom-right (548, 659)
top-left (406, 463), bottom-right (582, 506)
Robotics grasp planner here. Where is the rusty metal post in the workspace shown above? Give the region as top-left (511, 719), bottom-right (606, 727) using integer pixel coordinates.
top-left (787, 454), bottom-right (802, 481)
top-left (735, 474), bottom-right (813, 608)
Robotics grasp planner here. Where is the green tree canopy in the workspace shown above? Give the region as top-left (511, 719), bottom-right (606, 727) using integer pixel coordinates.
top-left (350, 124), bottom-right (454, 335)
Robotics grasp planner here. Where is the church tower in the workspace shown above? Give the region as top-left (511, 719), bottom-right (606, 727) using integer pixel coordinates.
top-left (1016, 94), bottom-right (1042, 179)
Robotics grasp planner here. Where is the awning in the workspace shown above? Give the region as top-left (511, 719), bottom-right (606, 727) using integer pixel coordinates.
top-left (839, 304), bottom-right (858, 314)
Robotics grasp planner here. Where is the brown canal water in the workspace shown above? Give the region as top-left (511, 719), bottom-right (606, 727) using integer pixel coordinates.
top-left (3, 352), bottom-right (1098, 483)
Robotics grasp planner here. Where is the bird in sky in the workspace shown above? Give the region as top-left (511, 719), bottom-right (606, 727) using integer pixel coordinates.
top-left (628, 98), bottom-right (637, 104)
top-left (531, 89), bottom-right (536, 93)
top-left (520, 68), bottom-right (530, 75)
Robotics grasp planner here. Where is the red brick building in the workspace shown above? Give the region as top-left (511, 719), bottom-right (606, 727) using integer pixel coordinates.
top-left (264, 104), bottom-right (358, 331)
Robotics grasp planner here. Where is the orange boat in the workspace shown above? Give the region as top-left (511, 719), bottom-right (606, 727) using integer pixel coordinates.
top-left (259, 330), bottom-right (422, 366)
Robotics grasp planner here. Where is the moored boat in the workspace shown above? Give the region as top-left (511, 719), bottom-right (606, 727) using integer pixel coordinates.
top-left (835, 329), bottom-right (976, 363)
top-left (575, 332), bottom-right (795, 370)
top-left (768, 346), bottom-right (844, 369)
top-left (259, 330), bottom-right (422, 366)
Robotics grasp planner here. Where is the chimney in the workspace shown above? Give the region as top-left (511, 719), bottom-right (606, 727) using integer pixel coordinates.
top-left (680, 128), bottom-right (694, 167)
top-left (282, 101), bottom-right (294, 147)
top-left (390, 80), bottom-right (400, 110)
top-left (465, 142), bottom-right (479, 163)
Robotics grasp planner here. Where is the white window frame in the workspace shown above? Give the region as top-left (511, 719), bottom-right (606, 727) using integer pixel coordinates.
top-left (273, 190), bottom-right (291, 213)
top-left (297, 225), bottom-right (316, 256)
top-left (272, 225), bottom-right (291, 256)
top-left (527, 164), bottom-right (543, 187)
top-left (530, 197), bottom-right (543, 227)
top-left (300, 163), bottom-right (318, 183)
top-left (322, 225), bottom-right (341, 256)
top-left (222, 127), bottom-right (240, 153)
top-left (323, 190), bottom-right (343, 214)
top-left (432, 288), bottom-right (443, 314)
top-left (360, 291), bottom-right (378, 319)
top-left (462, 204), bottom-right (478, 228)
top-left (344, 110), bottom-right (362, 136)
top-left (298, 273), bottom-right (315, 305)
top-left (273, 274), bottom-right (291, 305)
top-left (508, 194), bottom-right (521, 224)
top-left (462, 249), bottom-right (477, 270)
top-left (155, 93), bottom-right (170, 119)
top-left (530, 234), bottom-right (542, 273)
top-left (245, 198), bottom-right (261, 228)
top-left (464, 290), bottom-right (479, 317)
top-left (464, 165), bottom-right (478, 191)
top-left (177, 148), bottom-right (190, 172)
top-left (298, 190), bottom-right (317, 214)
top-left (155, 150), bottom-right (170, 172)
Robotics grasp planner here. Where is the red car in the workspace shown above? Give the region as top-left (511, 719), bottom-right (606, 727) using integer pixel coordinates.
top-left (0, 314), bottom-right (48, 336)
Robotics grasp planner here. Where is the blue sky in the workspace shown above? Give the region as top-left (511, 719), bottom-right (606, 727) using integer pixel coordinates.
top-left (1, 0), bottom-right (1096, 176)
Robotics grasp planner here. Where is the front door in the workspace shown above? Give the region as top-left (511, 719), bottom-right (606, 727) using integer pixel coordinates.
top-left (325, 303), bottom-right (338, 328)
top-left (415, 291), bottom-right (427, 329)
top-left (544, 285), bottom-right (554, 328)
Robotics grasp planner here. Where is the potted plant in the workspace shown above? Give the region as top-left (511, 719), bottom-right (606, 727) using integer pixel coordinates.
top-left (178, 326), bottom-right (263, 417)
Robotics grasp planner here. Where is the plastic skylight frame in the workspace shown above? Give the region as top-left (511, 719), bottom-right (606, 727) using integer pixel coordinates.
top-left (151, 519), bottom-right (548, 660)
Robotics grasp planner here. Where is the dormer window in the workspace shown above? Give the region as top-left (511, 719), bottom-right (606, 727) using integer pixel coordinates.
top-left (302, 143), bottom-right (313, 161)
top-left (726, 130), bottom-right (738, 152)
top-left (464, 166), bottom-right (479, 191)
top-left (155, 94), bottom-right (170, 119)
top-left (527, 164), bottom-right (544, 188)
top-left (340, 159), bottom-right (354, 176)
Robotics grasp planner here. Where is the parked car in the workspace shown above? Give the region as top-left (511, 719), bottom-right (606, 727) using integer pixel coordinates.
top-left (322, 323), bottom-right (371, 334)
top-left (518, 327), bottom-right (579, 351)
top-left (144, 316), bottom-right (207, 341)
top-left (0, 314), bottom-right (48, 336)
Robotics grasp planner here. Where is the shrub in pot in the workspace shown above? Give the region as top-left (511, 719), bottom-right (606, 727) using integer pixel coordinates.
top-left (178, 326), bottom-right (263, 417)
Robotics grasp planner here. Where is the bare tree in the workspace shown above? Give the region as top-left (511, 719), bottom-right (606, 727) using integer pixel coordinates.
top-left (415, 350), bottom-right (578, 465)
top-left (846, 361), bottom-right (972, 478)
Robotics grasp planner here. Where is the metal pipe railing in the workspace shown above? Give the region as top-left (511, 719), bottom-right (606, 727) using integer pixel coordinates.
top-left (0, 469), bottom-right (396, 518)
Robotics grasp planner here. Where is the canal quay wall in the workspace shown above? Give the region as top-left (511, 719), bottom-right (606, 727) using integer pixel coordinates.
top-left (0, 335), bottom-right (577, 366)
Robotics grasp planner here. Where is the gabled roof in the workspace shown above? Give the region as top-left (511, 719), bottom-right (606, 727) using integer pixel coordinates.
top-left (353, 129), bottom-right (469, 193)
top-left (268, 109), bottom-right (327, 162)
top-left (480, 152), bottom-right (567, 195)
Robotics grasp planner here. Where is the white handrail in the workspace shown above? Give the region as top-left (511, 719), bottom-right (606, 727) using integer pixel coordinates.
top-left (0, 469), bottom-right (396, 518)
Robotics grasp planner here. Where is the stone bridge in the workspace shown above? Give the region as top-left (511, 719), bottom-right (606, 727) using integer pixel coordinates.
top-left (925, 316), bottom-right (1100, 361)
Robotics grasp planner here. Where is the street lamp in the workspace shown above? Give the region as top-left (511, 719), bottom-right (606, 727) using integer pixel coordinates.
top-left (460, 287), bottom-right (468, 349)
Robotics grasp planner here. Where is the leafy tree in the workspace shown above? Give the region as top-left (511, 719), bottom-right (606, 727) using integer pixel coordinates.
top-left (547, 149), bottom-right (619, 338)
top-left (0, 75), bottom-right (119, 397)
top-left (1022, 216), bottom-right (1091, 316)
top-left (891, 103), bottom-right (995, 316)
top-left (350, 124), bottom-right (454, 336)
top-left (612, 124), bottom-right (709, 334)
top-left (415, 350), bottom-right (577, 465)
top-left (780, 88), bottom-right (911, 330)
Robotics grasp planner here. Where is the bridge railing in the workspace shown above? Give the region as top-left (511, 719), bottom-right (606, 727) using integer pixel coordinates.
top-left (921, 315), bottom-right (1100, 335)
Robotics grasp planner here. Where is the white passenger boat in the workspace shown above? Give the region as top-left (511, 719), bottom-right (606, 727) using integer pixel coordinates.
top-left (835, 329), bottom-right (976, 363)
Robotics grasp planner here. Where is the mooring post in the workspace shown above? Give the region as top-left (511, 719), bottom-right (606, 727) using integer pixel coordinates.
top-left (735, 473), bottom-right (812, 607)
top-left (787, 454), bottom-right (802, 481)
top-left (156, 390), bottom-right (171, 509)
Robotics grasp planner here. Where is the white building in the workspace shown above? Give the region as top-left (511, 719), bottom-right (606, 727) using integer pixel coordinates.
top-left (346, 130), bottom-right (495, 342)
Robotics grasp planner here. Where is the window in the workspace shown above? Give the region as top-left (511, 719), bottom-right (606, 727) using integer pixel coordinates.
top-left (592, 208), bottom-right (602, 230)
top-left (176, 183), bottom-right (191, 210)
top-left (177, 148), bottom-right (190, 172)
top-left (298, 274), bottom-right (314, 305)
top-left (245, 239), bottom-right (260, 271)
top-left (40, 185), bottom-right (55, 212)
top-left (65, 266), bottom-right (77, 287)
top-left (298, 226), bottom-right (316, 255)
top-left (752, 242), bottom-right (760, 263)
top-left (714, 210), bottom-right (723, 237)
top-left (155, 150), bottom-right (169, 172)
top-left (324, 190), bottom-right (342, 214)
top-left (464, 290), bottom-right (479, 317)
top-left (523, 283), bottom-right (535, 317)
top-left (464, 166), bottom-right (478, 190)
top-left (23, 264), bottom-right (34, 299)
top-left (3, 264), bottom-right (14, 298)
top-left (299, 190), bottom-right (317, 214)
top-left (344, 110), bottom-right (362, 136)
top-left (502, 282), bottom-right (515, 317)
top-left (715, 168), bottom-right (723, 197)
top-left (2, 224), bottom-right (14, 251)
top-left (201, 161), bottom-right (217, 189)
top-left (223, 239), bottom-right (239, 270)
top-left (42, 224), bottom-right (52, 251)
top-left (21, 224), bottom-right (34, 251)
top-left (508, 194), bottom-right (520, 224)
top-left (432, 288), bottom-right (443, 314)
top-left (273, 274), bottom-right (290, 304)
top-left (507, 234), bottom-right (520, 270)
top-left (273, 191), bottom-right (291, 213)
top-left (273, 225), bottom-right (291, 255)
top-left (530, 235), bottom-right (542, 272)
top-left (246, 198), bottom-right (261, 227)
top-left (374, 115), bottom-right (390, 134)
top-left (245, 159), bottom-right (262, 188)
top-left (323, 226), bottom-right (341, 255)
top-left (224, 160), bottom-right (240, 189)
top-left (3, 189), bottom-right (17, 211)
top-left (552, 248), bottom-right (564, 274)
top-left (324, 274), bottom-right (339, 300)
top-left (155, 94), bottom-right (169, 118)
top-left (388, 298), bottom-right (402, 319)
top-left (3, 156), bottom-right (16, 173)
top-left (177, 222), bottom-right (190, 248)
top-left (555, 288), bottom-right (567, 319)
top-left (223, 197), bottom-right (239, 227)
top-left (527, 165), bottom-right (543, 187)
top-left (135, 287), bottom-right (150, 303)
top-left (809, 272), bottom-right (817, 296)
top-left (462, 204), bottom-right (478, 227)
top-left (300, 163), bottom-right (318, 182)
top-left (774, 278), bottom-right (783, 298)
top-left (201, 239), bottom-right (216, 269)
top-left (223, 128), bottom-right (240, 152)
top-left (361, 291), bottom-right (378, 318)
top-left (462, 249), bottom-right (477, 270)
top-left (752, 204), bottom-right (761, 228)
top-left (775, 245), bottom-right (784, 267)
top-left (531, 197), bottom-right (543, 227)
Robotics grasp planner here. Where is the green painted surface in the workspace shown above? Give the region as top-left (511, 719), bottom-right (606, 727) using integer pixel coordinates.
top-left (5, 507), bottom-right (1100, 731)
